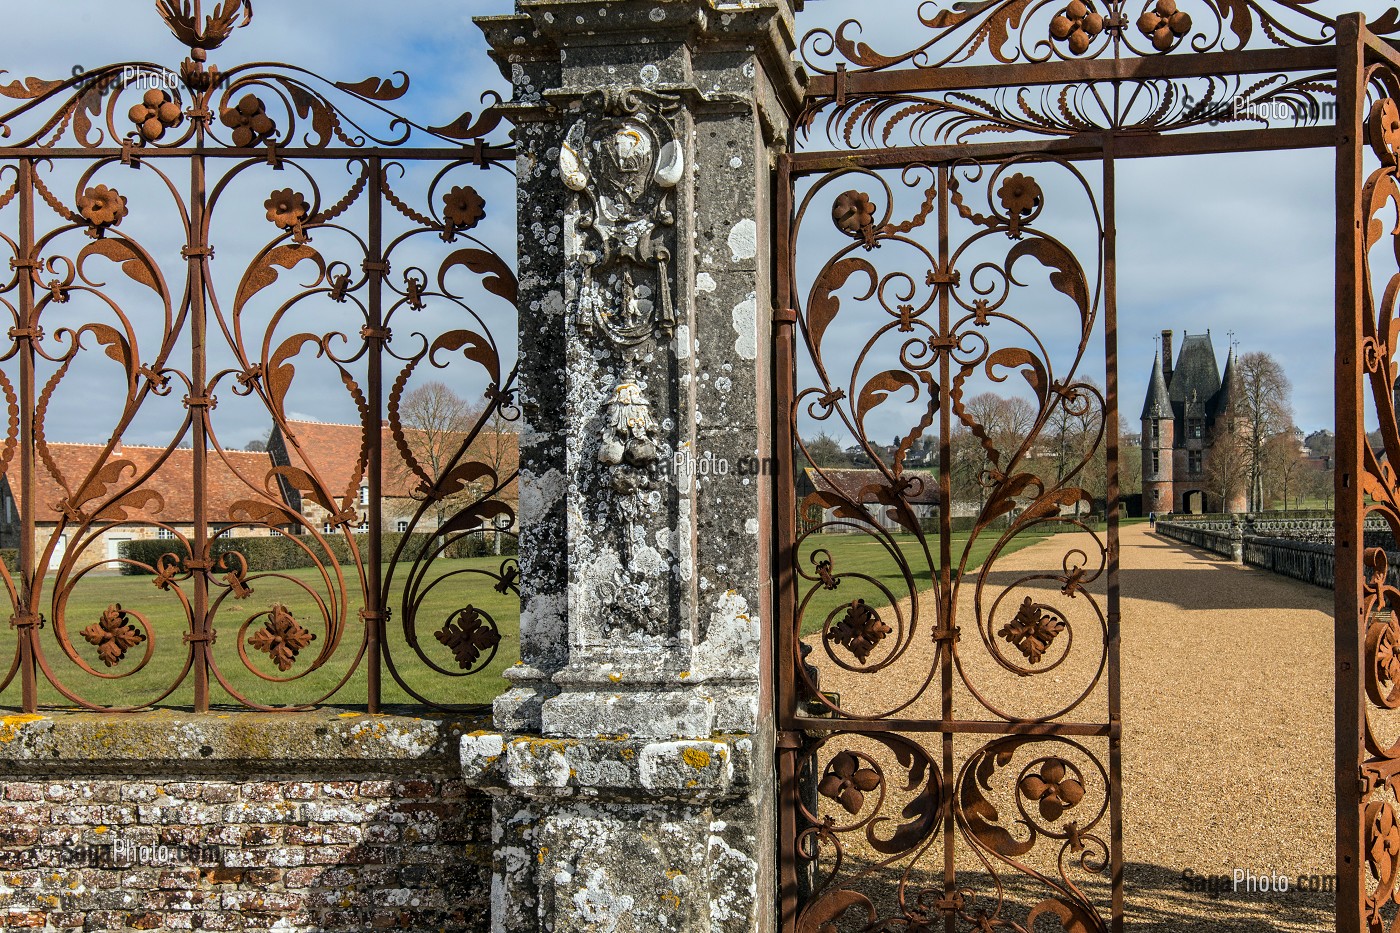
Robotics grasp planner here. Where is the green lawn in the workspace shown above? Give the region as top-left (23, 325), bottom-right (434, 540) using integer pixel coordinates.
top-left (794, 522), bottom-right (1091, 637)
top-left (3, 521), bottom-right (1100, 710)
top-left (6, 556), bottom-right (519, 712)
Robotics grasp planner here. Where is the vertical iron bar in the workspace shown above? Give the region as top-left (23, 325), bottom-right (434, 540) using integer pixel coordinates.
top-left (1334, 13), bottom-right (1366, 933)
top-left (16, 158), bottom-right (35, 712)
top-left (1102, 132), bottom-right (1124, 933)
top-left (365, 157), bottom-right (384, 714)
top-left (773, 152), bottom-right (800, 932)
top-left (190, 136), bottom-right (210, 713)
top-left (936, 163), bottom-right (955, 933)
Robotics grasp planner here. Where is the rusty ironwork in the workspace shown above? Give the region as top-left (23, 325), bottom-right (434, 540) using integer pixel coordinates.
top-left (0, 2), bottom-right (518, 712)
top-left (1339, 15), bottom-right (1400, 930)
top-left (778, 4), bottom-right (1400, 933)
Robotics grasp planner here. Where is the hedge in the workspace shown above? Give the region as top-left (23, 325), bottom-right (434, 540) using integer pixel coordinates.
top-left (0, 548), bottom-right (15, 572)
top-left (118, 530), bottom-right (517, 576)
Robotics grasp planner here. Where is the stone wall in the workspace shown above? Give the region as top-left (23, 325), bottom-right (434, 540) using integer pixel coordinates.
top-left (0, 711), bottom-right (491, 932)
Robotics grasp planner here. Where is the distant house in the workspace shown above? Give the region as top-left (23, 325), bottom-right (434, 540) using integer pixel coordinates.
top-left (0, 444), bottom-right (291, 570)
top-left (268, 419), bottom-right (519, 535)
top-left (796, 467), bottom-right (943, 535)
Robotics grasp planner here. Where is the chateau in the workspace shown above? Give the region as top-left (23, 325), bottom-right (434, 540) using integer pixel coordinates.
top-left (1141, 329), bottom-right (1247, 515)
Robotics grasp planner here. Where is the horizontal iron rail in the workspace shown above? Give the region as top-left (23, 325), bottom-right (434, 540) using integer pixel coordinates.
top-left (0, 146), bottom-right (514, 162)
top-left (787, 124), bottom-right (1334, 174)
top-left (807, 44), bottom-right (1337, 98)
top-left (783, 715), bottom-right (1117, 738)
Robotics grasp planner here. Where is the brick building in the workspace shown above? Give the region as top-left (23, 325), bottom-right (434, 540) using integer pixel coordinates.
top-left (1140, 329), bottom-right (1247, 515)
top-left (0, 444), bottom-right (290, 569)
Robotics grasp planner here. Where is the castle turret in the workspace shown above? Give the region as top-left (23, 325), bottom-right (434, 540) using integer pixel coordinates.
top-left (1207, 346), bottom-right (1247, 513)
top-left (1141, 350), bottom-right (1174, 514)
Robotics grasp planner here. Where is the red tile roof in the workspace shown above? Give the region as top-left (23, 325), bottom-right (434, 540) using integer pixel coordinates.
top-left (276, 420), bottom-right (519, 508)
top-left (802, 467), bottom-right (941, 507)
top-left (11, 443), bottom-right (287, 525)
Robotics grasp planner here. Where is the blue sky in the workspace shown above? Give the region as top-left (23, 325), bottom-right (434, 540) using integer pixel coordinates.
top-left (793, 1), bottom-right (1350, 435)
top-left (0, 0), bottom-right (1356, 447)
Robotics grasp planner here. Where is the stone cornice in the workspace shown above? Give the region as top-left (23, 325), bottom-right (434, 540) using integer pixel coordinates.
top-left (476, 0), bottom-right (807, 126)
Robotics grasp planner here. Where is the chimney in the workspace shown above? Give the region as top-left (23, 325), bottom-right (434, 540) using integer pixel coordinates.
top-left (1161, 330), bottom-right (1174, 383)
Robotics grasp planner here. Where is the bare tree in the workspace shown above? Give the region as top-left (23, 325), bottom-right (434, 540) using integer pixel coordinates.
top-left (1262, 428), bottom-right (1306, 509)
top-left (1205, 401), bottom-right (1249, 513)
top-left (803, 433), bottom-right (854, 468)
top-left (1235, 351), bottom-right (1295, 512)
top-left (952, 392), bottom-right (1038, 517)
top-left (391, 381), bottom-right (486, 530)
top-left (1304, 460), bottom-right (1335, 510)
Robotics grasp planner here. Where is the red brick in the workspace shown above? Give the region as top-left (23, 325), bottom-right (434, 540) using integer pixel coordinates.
top-left (391, 781), bottom-right (434, 799)
top-left (0, 911), bottom-right (45, 928)
top-left (202, 869), bottom-right (242, 885)
top-left (242, 870), bottom-right (283, 887)
top-left (237, 786), bottom-right (279, 803)
top-left (282, 783), bottom-right (319, 801)
top-left (3, 785), bottom-right (43, 803)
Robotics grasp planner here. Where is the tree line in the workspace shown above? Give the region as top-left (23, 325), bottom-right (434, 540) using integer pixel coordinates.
top-left (804, 351), bottom-right (1331, 515)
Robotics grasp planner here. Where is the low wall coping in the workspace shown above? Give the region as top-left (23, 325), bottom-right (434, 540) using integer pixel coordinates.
top-left (461, 731), bottom-right (760, 804)
top-left (0, 708), bottom-right (491, 772)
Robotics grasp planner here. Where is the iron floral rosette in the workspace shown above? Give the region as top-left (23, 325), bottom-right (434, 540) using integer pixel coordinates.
top-left (0, 0), bottom-right (520, 712)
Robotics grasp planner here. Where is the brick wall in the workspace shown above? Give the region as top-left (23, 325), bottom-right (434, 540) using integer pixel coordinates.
top-left (0, 712), bottom-right (491, 932)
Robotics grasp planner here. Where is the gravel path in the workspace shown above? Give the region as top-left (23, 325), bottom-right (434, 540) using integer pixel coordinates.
top-left (802, 523), bottom-right (1336, 930)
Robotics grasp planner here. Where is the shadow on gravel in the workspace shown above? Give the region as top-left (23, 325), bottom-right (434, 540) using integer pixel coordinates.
top-left (968, 562), bottom-right (1327, 611)
top-left (1124, 860), bottom-right (1333, 931)
top-left (798, 861), bottom-right (1331, 931)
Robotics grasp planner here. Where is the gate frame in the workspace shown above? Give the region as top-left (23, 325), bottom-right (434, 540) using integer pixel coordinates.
top-left (775, 9), bottom-right (1394, 931)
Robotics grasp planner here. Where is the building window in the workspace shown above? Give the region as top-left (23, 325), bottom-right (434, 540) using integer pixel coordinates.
top-left (323, 522), bottom-right (334, 534)
top-left (1151, 452), bottom-right (1160, 474)
top-left (396, 519), bottom-right (409, 533)
top-left (357, 521), bottom-right (369, 533)
top-left (359, 485), bottom-right (369, 506)
top-left (1189, 420), bottom-right (1203, 439)
top-left (1151, 421), bottom-right (1160, 443)
top-left (157, 527), bottom-right (175, 540)
top-left (1188, 450), bottom-right (1202, 474)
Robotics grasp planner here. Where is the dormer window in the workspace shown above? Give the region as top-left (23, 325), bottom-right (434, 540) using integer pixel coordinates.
top-left (1188, 419), bottom-right (1203, 439)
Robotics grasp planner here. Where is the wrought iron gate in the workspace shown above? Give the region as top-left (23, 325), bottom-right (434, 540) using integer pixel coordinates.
top-left (0, 2), bottom-right (518, 713)
top-left (775, 4), bottom-right (1400, 932)
top-left (1338, 14), bottom-right (1400, 931)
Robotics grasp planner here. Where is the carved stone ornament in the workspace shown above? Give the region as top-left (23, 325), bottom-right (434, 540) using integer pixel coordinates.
top-left (599, 381), bottom-right (660, 468)
top-left (560, 88), bottom-right (684, 350)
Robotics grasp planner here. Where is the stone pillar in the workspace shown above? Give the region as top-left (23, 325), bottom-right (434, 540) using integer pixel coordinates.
top-left (465, 3), bottom-right (804, 931)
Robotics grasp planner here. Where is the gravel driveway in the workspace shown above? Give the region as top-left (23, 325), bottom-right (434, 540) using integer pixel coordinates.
top-left (800, 523), bottom-right (1336, 931)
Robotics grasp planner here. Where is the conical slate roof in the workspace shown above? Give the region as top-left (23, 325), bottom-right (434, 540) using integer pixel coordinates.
top-left (1168, 333), bottom-right (1221, 420)
top-left (1209, 347), bottom-right (1238, 420)
top-left (1140, 352), bottom-right (1172, 420)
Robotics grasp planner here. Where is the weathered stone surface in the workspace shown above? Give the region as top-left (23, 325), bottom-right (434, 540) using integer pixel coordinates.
top-left (0, 709), bottom-right (476, 769)
top-left (0, 712), bottom-right (492, 932)
top-left (466, 2), bottom-right (801, 931)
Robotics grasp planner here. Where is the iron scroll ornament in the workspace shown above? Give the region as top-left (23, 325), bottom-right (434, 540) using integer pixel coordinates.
top-left (790, 159), bottom-right (1109, 723)
top-left (0, 1), bottom-right (520, 712)
top-left (1355, 77), bottom-right (1400, 930)
top-left (783, 153), bottom-right (1112, 926)
top-left (800, 0), bottom-right (1400, 75)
